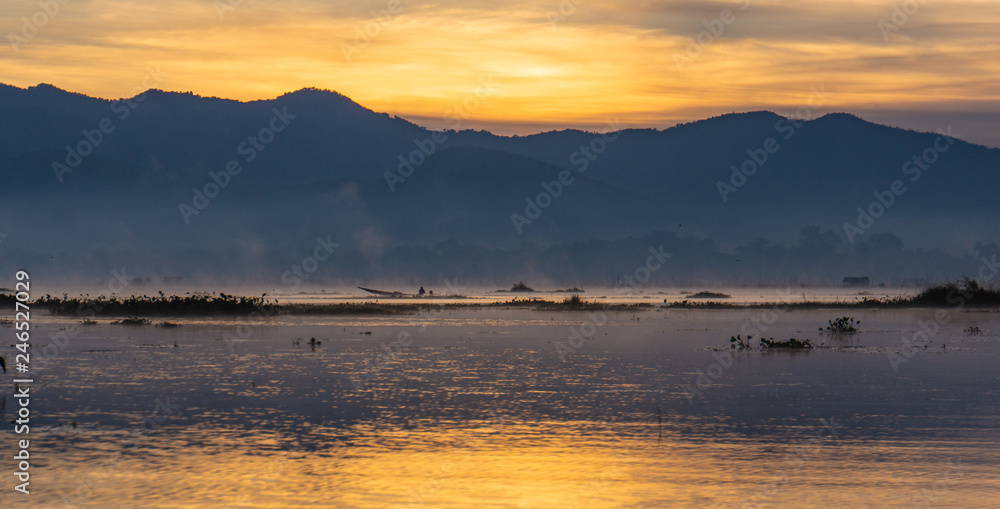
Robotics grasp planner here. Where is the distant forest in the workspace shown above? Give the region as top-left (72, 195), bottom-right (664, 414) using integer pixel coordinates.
top-left (5, 227), bottom-right (996, 288)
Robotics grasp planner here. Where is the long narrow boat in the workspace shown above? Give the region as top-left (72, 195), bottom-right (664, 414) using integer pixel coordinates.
top-left (357, 286), bottom-right (407, 297)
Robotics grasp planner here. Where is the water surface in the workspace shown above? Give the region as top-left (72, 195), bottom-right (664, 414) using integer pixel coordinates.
top-left (1, 308), bottom-right (998, 508)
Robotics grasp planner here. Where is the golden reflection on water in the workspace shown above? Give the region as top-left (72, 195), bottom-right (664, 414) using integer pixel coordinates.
top-left (20, 419), bottom-right (1000, 509)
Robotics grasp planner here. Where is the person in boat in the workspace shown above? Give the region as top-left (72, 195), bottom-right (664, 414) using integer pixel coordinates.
top-left (418, 287), bottom-right (426, 295)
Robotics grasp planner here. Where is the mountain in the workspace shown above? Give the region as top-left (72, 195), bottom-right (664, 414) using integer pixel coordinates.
top-left (0, 83), bottom-right (997, 284)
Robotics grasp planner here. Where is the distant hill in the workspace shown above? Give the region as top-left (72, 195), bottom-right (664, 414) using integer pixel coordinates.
top-left (0, 83), bottom-right (997, 284)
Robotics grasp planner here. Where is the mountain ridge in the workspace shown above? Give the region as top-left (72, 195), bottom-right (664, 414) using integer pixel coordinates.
top-left (1, 82), bottom-right (997, 283)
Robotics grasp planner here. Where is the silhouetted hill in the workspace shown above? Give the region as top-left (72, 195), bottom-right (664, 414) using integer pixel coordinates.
top-left (1, 83), bottom-right (997, 284)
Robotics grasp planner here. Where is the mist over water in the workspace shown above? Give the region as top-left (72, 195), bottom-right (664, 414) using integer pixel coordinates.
top-left (24, 282), bottom-right (925, 307)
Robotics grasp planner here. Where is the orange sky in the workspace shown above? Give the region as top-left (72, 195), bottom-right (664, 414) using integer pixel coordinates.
top-left (2, 0), bottom-right (999, 141)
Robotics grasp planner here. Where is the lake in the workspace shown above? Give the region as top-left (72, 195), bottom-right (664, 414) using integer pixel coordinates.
top-left (2, 306), bottom-right (998, 508)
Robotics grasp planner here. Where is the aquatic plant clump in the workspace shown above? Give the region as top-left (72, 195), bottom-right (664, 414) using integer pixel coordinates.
top-left (822, 316), bottom-right (860, 333)
top-left (37, 293), bottom-right (276, 317)
top-left (908, 278), bottom-right (1000, 307)
top-left (730, 334), bottom-right (814, 350)
top-left (686, 291), bottom-right (732, 299)
top-left (510, 281), bottom-right (535, 292)
top-left (760, 337), bottom-right (813, 349)
top-left (111, 317), bottom-right (151, 326)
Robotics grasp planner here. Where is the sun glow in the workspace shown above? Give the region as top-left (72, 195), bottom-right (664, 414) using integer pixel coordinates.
top-left (1, 0), bottom-right (998, 133)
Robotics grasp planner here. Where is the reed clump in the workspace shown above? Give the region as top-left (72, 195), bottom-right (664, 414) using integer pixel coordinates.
top-left (822, 316), bottom-right (860, 333)
top-left (37, 293), bottom-right (276, 317)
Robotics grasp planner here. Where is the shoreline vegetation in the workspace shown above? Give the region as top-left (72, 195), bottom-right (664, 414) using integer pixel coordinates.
top-left (2, 280), bottom-right (998, 317)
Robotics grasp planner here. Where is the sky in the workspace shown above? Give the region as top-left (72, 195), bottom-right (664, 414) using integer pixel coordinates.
top-left (2, 0), bottom-right (999, 145)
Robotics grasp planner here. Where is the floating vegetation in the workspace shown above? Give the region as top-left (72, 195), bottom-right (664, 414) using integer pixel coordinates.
top-left (730, 334), bottom-right (814, 350)
top-left (81, 319), bottom-right (98, 325)
top-left (17, 278), bottom-right (1000, 320)
top-left (536, 296), bottom-right (649, 311)
top-left (111, 317), bottom-right (151, 326)
top-left (685, 291), bottom-right (732, 299)
top-left (760, 337), bottom-right (814, 349)
top-left (37, 293), bottom-right (276, 317)
top-left (965, 326), bottom-right (981, 334)
top-left (157, 322), bottom-right (181, 328)
top-left (907, 278), bottom-right (1000, 307)
top-left (730, 335), bottom-right (753, 349)
top-left (822, 316), bottom-right (860, 333)
top-left (0, 317), bottom-right (12, 325)
top-left (664, 279), bottom-right (999, 309)
top-left (509, 281), bottom-right (535, 292)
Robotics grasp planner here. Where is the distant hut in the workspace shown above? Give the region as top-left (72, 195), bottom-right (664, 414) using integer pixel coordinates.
top-left (842, 276), bottom-right (870, 287)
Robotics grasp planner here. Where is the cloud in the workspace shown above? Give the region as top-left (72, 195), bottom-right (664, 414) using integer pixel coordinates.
top-left (0, 0), bottom-right (997, 142)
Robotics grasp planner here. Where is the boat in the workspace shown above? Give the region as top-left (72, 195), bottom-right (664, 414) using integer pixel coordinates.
top-left (357, 286), bottom-right (407, 297)
top-left (356, 286), bottom-right (465, 299)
